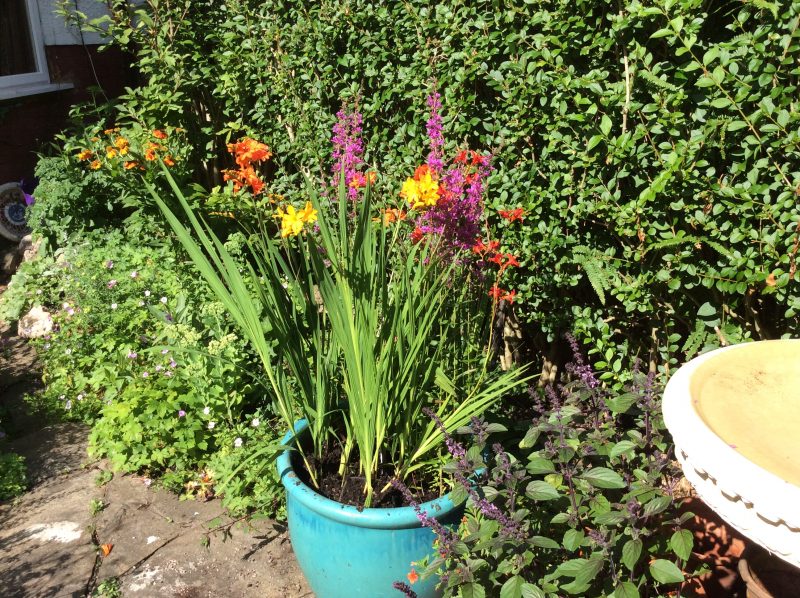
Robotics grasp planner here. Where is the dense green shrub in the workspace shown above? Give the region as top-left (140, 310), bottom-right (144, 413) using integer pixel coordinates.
top-left (63, 0), bottom-right (800, 377)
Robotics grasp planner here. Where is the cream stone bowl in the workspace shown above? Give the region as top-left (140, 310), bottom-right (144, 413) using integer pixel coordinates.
top-left (663, 340), bottom-right (800, 568)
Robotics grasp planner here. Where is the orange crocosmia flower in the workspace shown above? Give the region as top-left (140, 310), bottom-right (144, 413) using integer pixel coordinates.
top-left (454, 150), bottom-right (469, 164)
top-left (228, 137), bottom-right (272, 169)
top-left (413, 164), bottom-right (432, 180)
top-left (502, 290), bottom-right (517, 304)
top-left (77, 149), bottom-right (93, 161)
top-left (487, 240), bottom-right (500, 252)
top-left (152, 129), bottom-right (168, 140)
top-left (504, 254), bottom-right (520, 268)
top-left (123, 161), bottom-right (138, 170)
top-left (377, 208), bottom-right (406, 225)
top-left (89, 160), bottom-right (102, 170)
top-left (488, 285), bottom-right (504, 300)
top-left (349, 172), bottom-right (366, 189)
top-left (498, 208), bottom-right (525, 222)
top-left (488, 253), bottom-right (504, 266)
top-left (471, 152), bottom-right (488, 166)
top-left (472, 239), bottom-right (487, 254)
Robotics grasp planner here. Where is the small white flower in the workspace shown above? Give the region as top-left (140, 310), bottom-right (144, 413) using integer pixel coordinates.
top-left (62, 302), bottom-right (70, 309)
top-left (203, 406), bottom-right (210, 415)
top-left (251, 418), bottom-right (260, 428)
top-left (160, 296), bottom-right (167, 304)
top-left (142, 371), bottom-right (149, 378)
top-left (130, 271), bottom-right (138, 278)
top-left (144, 290), bottom-right (151, 297)
top-left (65, 400), bottom-right (72, 410)
top-left (111, 303), bottom-right (118, 310)
top-left (76, 393), bottom-right (84, 401)
top-left (65, 348), bottom-right (72, 355)
top-left (155, 365), bottom-right (163, 372)
top-left (207, 421), bottom-right (216, 430)
top-left (139, 301), bottom-right (145, 307)
top-left (143, 477), bottom-right (152, 487)
top-left (36, 289), bottom-right (42, 295)
top-left (234, 437), bottom-right (243, 448)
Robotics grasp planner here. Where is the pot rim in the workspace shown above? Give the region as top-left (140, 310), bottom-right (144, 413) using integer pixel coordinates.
top-left (276, 419), bottom-right (464, 529)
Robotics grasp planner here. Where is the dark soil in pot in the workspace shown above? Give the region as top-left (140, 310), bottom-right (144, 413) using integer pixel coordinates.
top-left (289, 437), bottom-right (448, 509)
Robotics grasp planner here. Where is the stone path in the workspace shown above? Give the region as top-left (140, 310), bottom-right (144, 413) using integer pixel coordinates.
top-left (0, 272), bottom-right (311, 597)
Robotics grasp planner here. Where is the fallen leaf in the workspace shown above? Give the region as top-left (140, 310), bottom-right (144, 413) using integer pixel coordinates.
top-left (100, 543), bottom-right (113, 557)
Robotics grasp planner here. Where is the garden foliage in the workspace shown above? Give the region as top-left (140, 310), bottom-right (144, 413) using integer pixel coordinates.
top-left (59, 0), bottom-right (800, 378)
top-left (408, 342), bottom-right (692, 597)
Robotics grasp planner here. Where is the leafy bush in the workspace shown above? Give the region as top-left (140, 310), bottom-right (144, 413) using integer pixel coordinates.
top-left (0, 452), bottom-right (27, 500)
top-left (409, 338), bottom-right (692, 597)
top-left (63, 0), bottom-right (800, 377)
top-left (30, 124), bottom-right (192, 245)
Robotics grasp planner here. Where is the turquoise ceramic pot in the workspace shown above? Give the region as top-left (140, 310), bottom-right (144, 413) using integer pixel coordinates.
top-left (277, 420), bottom-right (464, 598)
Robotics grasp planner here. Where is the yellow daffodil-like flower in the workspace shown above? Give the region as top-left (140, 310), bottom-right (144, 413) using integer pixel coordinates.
top-left (400, 165), bottom-right (439, 210)
top-left (276, 201), bottom-right (318, 237)
top-left (297, 201), bottom-right (318, 225)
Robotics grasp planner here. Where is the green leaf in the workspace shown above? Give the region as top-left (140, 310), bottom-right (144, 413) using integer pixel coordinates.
top-left (600, 115), bottom-right (612, 137)
top-left (526, 480), bottom-right (560, 501)
top-left (610, 440), bottom-right (636, 459)
top-left (605, 393), bottom-right (637, 414)
top-left (579, 467), bottom-right (626, 489)
top-left (530, 535), bottom-right (560, 549)
top-left (710, 97), bottom-right (731, 109)
top-left (613, 581), bottom-right (641, 598)
top-left (621, 538), bottom-right (642, 571)
top-left (563, 528), bottom-right (585, 551)
top-left (697, 302), bottom-right (716, 317)
top-left (521, 584), bottom-right (546, 598)
top-left (526, 456), bottom-right (555, 474)
top-left (670, 529), bottom-right (694, 561)
top-left (500, 576), bottom-right (525, 598)
top-left (643, 495), bottom-right (672, 517)
top-left (649, 559), bottom-right (685, 584)
top-left (461, 582), bottom-right (487, 598)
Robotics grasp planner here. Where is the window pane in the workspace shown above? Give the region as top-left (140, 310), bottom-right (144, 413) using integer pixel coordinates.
top-left (0, 0), bottom-right (37, 77)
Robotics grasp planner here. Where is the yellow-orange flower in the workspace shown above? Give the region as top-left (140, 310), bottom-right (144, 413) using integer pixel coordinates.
top-left (89, 160), bottom-right (102, 170)
top-left (123, 161), bottom-right (138, 170)
top-left (401, 165), bottom-right (439, 210)
top-left (228, 137), bottom-right (272, 169)
top-left (103, 127), bottom-right (119, 135)
top-left (152, 129), bottom-right (168, 140)
top-left (144, 142), bottom-right (161, 162)
top-left (163, 155), bottom-right (176, 167)
top-left (77, 149), bottom-right (93, 161)
top-left (275, 201), bottom-right (317, 238)
top-left (114, 137), bottom-right (129, 155)
top-left (106, 147), bottom-right (118, 159)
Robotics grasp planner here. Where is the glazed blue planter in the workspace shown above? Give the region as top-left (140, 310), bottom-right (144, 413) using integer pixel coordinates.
top-left (277, 420), bottom-right (465, 598)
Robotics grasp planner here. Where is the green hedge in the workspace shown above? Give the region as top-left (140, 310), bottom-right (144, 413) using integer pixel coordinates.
top-left (67, 0), bottom-right (800, 376)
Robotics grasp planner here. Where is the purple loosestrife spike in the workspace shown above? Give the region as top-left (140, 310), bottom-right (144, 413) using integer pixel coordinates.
top-left (331, 104), bottom-right (365, 200)
top-left (392, 582), bottom-right (418, 598)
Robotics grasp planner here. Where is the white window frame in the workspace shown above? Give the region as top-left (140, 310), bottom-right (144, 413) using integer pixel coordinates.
top-left (0, 0), bottom-right (67, 99)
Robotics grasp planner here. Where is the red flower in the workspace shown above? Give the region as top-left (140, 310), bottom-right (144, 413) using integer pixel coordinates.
top-left (501, 290), bottom-right (517, 304)
top-left (407, 569), bottom-right (419, 585)
top-left (454, 150), bottom-right (469, 164)
top-left (487, 240), bottom-right (500, 252)
top-left (504, 254), bottom-right (520, 268)
top-left (488, 253), bottom-right (504, 266)
top-left (472, 239), bottom-right (487, 254)
top-left (410, 227), bottom-right (425, 244)
top-left (488, 285), bottom-right (504, 300)
top-left (471, 152), bottom-right (488, 166)
top-left (498, 208), bottom-right (525, 222)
